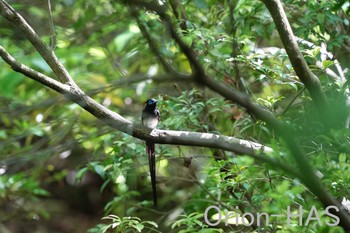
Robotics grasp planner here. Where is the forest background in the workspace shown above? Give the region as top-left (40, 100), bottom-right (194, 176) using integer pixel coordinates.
top-left (0, 0), bottom-right (349, 232)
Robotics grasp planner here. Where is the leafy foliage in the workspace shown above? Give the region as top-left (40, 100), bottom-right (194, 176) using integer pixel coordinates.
top-left (88, 215), bottom-right (158, 233)
top-left (0, 0), bottom-right (349, 232)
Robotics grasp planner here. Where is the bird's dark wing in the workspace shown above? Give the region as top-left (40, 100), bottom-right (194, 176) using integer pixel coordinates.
top-left (156, 109), bottom-right (160, 121)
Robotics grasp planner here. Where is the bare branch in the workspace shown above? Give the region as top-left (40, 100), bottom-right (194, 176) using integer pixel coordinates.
top-left (47, 0), bottom-right (56, 50)
top-left (0, 0), bottom-right (73, 84)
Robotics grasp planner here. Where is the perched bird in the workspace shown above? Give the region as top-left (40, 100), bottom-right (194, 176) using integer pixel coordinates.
top-left (141, 98), bottom-right (160, 207)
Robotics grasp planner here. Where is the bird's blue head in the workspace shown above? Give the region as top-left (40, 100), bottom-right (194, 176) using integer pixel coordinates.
top-left (146, 98), bottom-right (158, 106)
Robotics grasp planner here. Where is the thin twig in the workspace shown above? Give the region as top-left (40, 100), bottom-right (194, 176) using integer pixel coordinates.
top-left (47, 0), bottom-right (56, 50)
top-left (131, 9), bottom-right (175, 73)
top-left (229, 0), bottom-right (248, 94)
top-left (279, 86), bottom-right (306, 116)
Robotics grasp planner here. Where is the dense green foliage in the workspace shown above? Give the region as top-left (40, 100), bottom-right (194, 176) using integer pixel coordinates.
top-left (0, 0), bottom-right (349, 232)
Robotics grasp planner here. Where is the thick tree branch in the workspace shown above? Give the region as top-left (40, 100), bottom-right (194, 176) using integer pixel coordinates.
top-left (0, 44), bottom-right (302, 180)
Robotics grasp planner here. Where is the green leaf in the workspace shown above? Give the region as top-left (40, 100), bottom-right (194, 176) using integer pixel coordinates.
top-left (0, 130), bottom-right (7, 139)
top-left (339, 153), bottom-right (347, 163)
top-left (100, 179), bottom-right (110, 193)
top-left (143, 221), bottom-right (158, 228)
top-left (33, 188), bottom-right (50, 196)
top-left (193, 0), bottom-right (208, 9)
top-left (31, 57), bottom-right (52, 73)
top-left (91, 163), bottom-right (106, 178)
top-left (114, 29), bottom-right (138, 52)
top-left (75, 167), bottom-right (88, 182)
top-left (322, 60), bottom-right (334, 69)
top-left (29, 126), bottom-right (45, 137)
top-left (0, 72), bottom-right (23, 97)
top-left (132, 223), bottom-right (144, 232)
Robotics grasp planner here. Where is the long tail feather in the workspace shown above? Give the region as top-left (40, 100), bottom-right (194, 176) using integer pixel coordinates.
top-left (146, 141), bottom-right (157, 207)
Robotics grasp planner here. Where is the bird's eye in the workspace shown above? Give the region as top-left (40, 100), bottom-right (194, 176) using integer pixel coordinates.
top-left (148, 100), bottom-right (152, 104)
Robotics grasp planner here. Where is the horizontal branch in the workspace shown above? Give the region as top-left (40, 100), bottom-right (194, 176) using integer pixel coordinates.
top-left (0, 44), bottom-right (303, 180)
top-left (0, 45), bottom-right (274, 156)
top-left (0, 2), bottom-right (278, 166)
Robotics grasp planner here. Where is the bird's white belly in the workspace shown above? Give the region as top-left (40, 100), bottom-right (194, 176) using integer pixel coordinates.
top-left (143, 118), bottom-right (158, 129)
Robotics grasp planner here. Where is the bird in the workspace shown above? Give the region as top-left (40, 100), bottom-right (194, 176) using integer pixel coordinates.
top-left (141, 98), bottom-right (160, 207)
